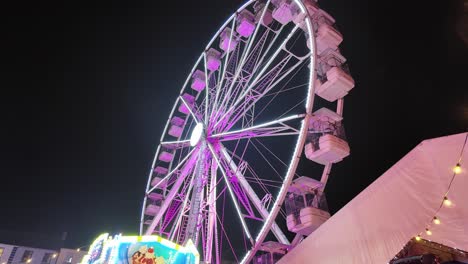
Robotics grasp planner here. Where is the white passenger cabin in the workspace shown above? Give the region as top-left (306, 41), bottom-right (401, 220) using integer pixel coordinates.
top-left (305, 108), bottom-right (350, 165)
top-left (271, 0), bottom-right (300, 25)
top-left (168, 116), bottom-right (185, 138)
top-left (158, 151), bottom-right (174, 163)
top-left (237, 10), bottom-right (256, 37)
top-left (168, 125), bottom-right (183, 138)
top-left (254, 2), bottom-right (273, 26)
top-left (319, 49), bottom-right (346, 67)
top-left (145, 204), bottom-right (161, 216)
top-left (303, 6), bottom-right (354, 102)
top-left (254, 241), bottom-right (288, 264)
top-left (286, 176), bottom-right (330, 236)
top-left (147, 192), bottom-right (163, 201)
top-left (190, 69), bottom-right (206, 92)
top-left (206, 48), bottom-right (221, 71)
top-left (153, 166), bottom-right (168, 175)
top-left (151, 175), bottom-right (168, 187)
top-left (178, 93), bottom-right (195, 115)
top-left (315, 66), bottom-right (354, 102)
top-left (316, 24), bottom-right (343, 55)
top-left (219, 27), bottom-right (238, 52)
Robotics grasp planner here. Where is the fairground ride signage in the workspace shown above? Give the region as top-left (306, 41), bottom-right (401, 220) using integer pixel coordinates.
top-left (81, 233), bottom-right (199, 264)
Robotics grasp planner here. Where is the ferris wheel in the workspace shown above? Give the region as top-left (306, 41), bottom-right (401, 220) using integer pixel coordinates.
top-left (139, 0), bottom-right (354, 263)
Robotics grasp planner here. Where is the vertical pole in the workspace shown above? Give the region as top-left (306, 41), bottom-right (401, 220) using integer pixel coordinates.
top-left (185, 143), bottom-right (207, 244)
top-left (205, 158), bottom-right (218, 263)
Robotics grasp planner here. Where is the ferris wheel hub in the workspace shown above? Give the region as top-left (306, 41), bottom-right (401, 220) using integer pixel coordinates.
top-left (190, 123), bottom-right (204, 146)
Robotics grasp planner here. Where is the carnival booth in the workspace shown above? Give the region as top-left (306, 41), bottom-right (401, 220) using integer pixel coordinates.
top-left (81, 233), bottom-right (199, 264)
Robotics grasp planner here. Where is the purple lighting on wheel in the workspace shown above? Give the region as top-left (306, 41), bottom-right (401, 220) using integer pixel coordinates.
top-left (139, 0), bottom-right (355, 263)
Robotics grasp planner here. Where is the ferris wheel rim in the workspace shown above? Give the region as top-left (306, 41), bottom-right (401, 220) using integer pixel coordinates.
top-left (139, 0), bottom-right (332, 262)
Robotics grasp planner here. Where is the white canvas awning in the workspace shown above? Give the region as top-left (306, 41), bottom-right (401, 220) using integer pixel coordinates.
top-left (279, 132), bottom-right (468, 263)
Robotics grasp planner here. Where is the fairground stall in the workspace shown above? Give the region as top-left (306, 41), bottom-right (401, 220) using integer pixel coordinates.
top-left (81, 234), bottom-right (199, 264)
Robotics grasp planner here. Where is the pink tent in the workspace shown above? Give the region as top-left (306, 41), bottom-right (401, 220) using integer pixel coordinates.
top-left (279, 132), bottom-right (468, 263)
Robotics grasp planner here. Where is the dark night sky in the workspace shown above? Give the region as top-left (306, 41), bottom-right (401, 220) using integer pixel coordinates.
top-left (1, 0), bottom-right (466, 249)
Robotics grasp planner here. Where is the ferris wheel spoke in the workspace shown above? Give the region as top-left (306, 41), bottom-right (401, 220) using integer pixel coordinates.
top-left (144, 146), bottom-right (200, 235)
top-left (212, 16), bottom-right (237, 116)
top-left (216, 210), bottom-right (239, 263)
top-left (203, 53), bottom-right (210, 124)
top-left (213, 32), bottom-right (285, 128)
top-left (206, 72), bottom-right (219, 127)
top-left (179, 95), bottom-right (202, 124)
top-left (216, 19), bottom-right (286, 125)
top-left (207, 143), bottom-right (255, 246)
top-left (218, 145), bottom-right (290, 245)
top-left (253, 138), bottom-right (301, 178)
top-left (211, 114), bottom-right (303, 142)
top-left (169, 175), bottom-right (194, 241)
top-left (252, 62), bottom-right (309, 123)
top-left (204, 158), bottom-right (218, 262)
top-left (222, 55), bottom-right (308, 132)
top-left (212, 2), bottom-right (272, 122)
top-left (217, 17), bottom-right (238, 88)
top-left (214, 25), bottom-right (301, 131)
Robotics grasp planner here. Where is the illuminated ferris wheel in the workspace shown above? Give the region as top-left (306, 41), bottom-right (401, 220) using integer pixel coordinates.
top-left (139, 0), bottom-right (354, 263)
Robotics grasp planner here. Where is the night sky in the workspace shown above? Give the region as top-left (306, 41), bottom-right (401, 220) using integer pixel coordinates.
top-left (2, 0), bottom-right (466, 249)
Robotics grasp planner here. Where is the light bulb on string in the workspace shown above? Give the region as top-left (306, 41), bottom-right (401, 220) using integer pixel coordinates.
top-left (433, 216), bottom-right (441, 225)
top-left (415, 235), bottom-right (422, 241)
top-left (454, 163), bottom-right (462, 174)
top-left (453, 163), bottom-right (462, 174)
top-left (443, 196), bottom-right (452, 207)
top-left (426, 228), bottom-right (432, 236)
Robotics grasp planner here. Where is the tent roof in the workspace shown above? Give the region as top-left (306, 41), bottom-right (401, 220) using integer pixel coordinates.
top-left (279, 132), bottom-right (468, 263)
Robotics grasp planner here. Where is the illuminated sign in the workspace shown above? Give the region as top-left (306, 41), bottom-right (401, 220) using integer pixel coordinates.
top-left (82, 234), bottom-right (199, 264)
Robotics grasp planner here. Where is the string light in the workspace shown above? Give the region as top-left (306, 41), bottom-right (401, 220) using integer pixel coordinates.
top-left (416, 134), bottom-right (467, 242)
top-left (425, 228), bottom-right (432, 236)
top-left (443, 196), bottom-right (452, 207)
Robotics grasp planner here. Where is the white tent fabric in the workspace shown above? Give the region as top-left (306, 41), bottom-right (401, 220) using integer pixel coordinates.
top-left (278, 132), bottom-right (468, 264)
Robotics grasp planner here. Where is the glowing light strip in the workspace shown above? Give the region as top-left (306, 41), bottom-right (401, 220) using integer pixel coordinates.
top-left (81, 233), bottom-right (109, 264)
top-left (203, 53), bottom-right (209, 124)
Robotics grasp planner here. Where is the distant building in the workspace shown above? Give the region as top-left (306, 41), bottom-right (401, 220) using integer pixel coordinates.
top-left (0, 243), bottom-right (57, 264)
top-left (0, 245), bottom-right (87, 264)
top-left (54, 249), bottom-right (86, 264)
top-left (0, 230), bottom-right (87, 264)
